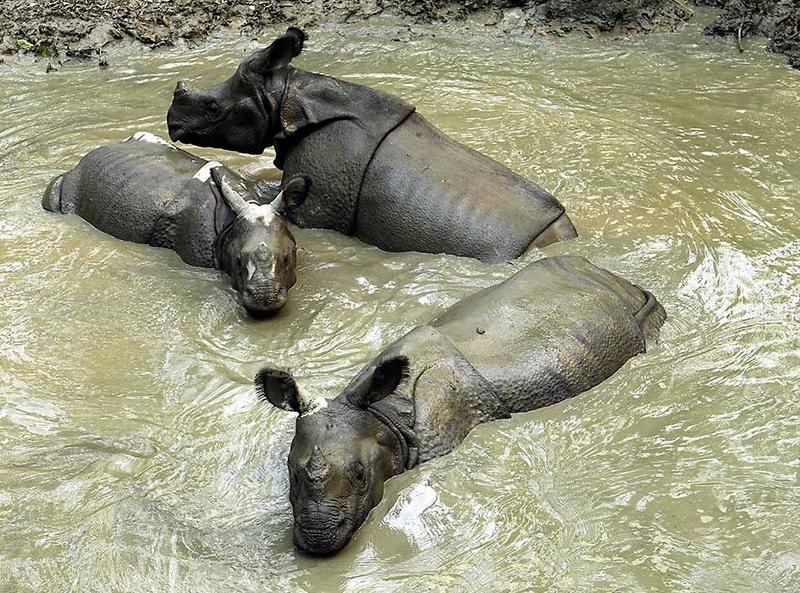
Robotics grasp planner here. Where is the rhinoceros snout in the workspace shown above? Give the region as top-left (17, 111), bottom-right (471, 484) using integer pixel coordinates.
top-left (293, 515), bottom-right (352, 555)
top-left (166, 109), bottom-right (185, 142)
top-left (241, 287), bottom-right (287, 318)
top-left (167, 82), bottom-right (194, 141)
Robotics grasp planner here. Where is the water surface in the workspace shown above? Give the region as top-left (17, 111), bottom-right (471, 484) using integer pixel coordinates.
top-left (0, 16), bottom-right (798, 593)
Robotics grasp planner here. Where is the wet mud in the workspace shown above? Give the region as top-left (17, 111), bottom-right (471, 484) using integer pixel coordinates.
top-left (0, 0), bottom-right (694, 69)
top-left (13, 1), bottom-right (799, 72)
top-left (700, 0), bottom-right (800, 69)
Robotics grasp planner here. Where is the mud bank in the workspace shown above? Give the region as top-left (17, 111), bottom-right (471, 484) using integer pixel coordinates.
top-left (3, 1), bottom-right (797, 71)
top-left (699, 0), bottom-right (800, 68)
top-left (0, 0), bottom-right (692, 68)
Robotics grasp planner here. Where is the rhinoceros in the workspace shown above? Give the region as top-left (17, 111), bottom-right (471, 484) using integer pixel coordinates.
top-left (257, 255), bottom-right (665, 553)
top-left (166, 28), bottom-right (578, 263)
top-left (42, 132), bottom-right (310, 316)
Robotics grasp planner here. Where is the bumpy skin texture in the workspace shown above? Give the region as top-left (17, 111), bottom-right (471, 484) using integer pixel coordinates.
top-left (41, 135), bottom-right (307, 316)
top-left (276, 73), bottom-right (570, 258)
top-left (270, 70), bottom-right (577, 260)
top-left (167, 28), bottom-right (578, 263)
top-left (368, 325), bottom-right (506, 464)
top-left (360, 255), bottom-right (664, 462)
top-left (43, 137), bottom-right (238, 267)
top-left (259, 255), bottom-right (666, 553)
top-left (275, 69), bottom-right (415, 234)
top-left (357, 113), bottom-right (569, 261)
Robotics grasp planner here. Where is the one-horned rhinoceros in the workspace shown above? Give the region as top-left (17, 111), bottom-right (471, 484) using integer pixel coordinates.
top-left (167, 28), bottom-right (578, 263)
top-left (256, 255), bottom-right (665, 554)
top-left (42, 132), bottom-right (310, 316)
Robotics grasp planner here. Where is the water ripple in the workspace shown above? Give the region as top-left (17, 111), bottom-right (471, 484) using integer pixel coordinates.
top-left (0, 17), bottom-right (798, 593)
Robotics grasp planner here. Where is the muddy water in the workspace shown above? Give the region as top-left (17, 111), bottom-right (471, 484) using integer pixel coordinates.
top-left (1, 15), bottom-right (798, 593)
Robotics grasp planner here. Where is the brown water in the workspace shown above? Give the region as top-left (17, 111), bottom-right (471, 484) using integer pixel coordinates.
top-left (1, 15), bottom-right (798, 593)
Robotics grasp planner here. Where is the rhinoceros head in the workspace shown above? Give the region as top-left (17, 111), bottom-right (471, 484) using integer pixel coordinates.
top-left (256, 357), bottom-right (409, 554)
top-left (212, 168), bottom-right (309, 316)
top-left (167, 27), bottom-right (305, 154)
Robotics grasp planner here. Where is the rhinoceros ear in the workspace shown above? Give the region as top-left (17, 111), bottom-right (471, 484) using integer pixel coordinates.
top-left (255, 368), bottom-right (301, 411)
top-left (248, 27), bottom-right (306, 75)
top-left (347, 356), bottom-right (409, 410)
top-left (271, 175), bottom-right (311, 216)
top-left (255, 367), bottom-right (326, 416)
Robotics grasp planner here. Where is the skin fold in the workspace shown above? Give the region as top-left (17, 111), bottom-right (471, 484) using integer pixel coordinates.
top-left (257, 256), bottom-right (666, 554)
top-left (42, 132), bottom-right (310, 317)
top-left (167, 28), bottom-right (578, 263)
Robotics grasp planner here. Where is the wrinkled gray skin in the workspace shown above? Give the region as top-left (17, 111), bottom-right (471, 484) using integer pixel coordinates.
top-left (257, 256), bottom-right (666, 554)
top-left (167, 28), bottom-right (578, 263)
top-left (42, 132), bottom-right (310, 316)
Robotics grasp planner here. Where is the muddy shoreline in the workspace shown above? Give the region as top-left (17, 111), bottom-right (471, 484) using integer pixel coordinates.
top-left (0, 0), bottom-right (797, 70)
top-left (1, 0), bottom-right (693, 63)
top-left (700, 0), bottom-right (799, 68)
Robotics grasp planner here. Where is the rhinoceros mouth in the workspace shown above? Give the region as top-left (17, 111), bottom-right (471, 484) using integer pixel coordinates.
top-left (241, 290), bottom-right (287, 318)
top-left (167, 123), bottom-right (208, 146)
top-left (167, 123), bottom-right (186, 142)
top-left (166, 110), bottom-right (222, 145)
top-left (293, 516), bottom-right (355, 555)
top-left (243, 299), bottom-right (285, 318)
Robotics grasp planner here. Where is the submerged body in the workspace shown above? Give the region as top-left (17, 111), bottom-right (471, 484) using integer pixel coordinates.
top-left (43, 133), bottom-right (309, 316)
top-left (44, 133), bottom-right (237, 268)
top-left (259, 255), bottom-right (666, 553)
top-left (167, 28), bottom-right (577, 263)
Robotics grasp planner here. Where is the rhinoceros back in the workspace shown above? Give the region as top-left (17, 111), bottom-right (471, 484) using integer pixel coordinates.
top-left (359, 256), bottom-right (664, 465)
top-left (276, 71), bottom-right (415, 234)
top-left (355, 113), bottom-right (573, 262)
top-left (46, 138), bottom-right (224, 267)
top-left (431, 256), bottom-right (665, 413)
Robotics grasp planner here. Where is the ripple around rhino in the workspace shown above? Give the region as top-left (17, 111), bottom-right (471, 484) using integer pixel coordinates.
top-left (0, 15), bottom-right (799, 593)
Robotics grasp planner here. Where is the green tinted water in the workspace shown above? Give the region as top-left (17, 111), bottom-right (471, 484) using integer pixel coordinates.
top-left (0, 16), bottom-right (798, 593)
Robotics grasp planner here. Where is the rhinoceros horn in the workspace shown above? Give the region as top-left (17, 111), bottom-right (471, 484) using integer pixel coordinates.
top-left (174, 80), bottom-right (188, 95)
top-left (305, 445), bottom-right (329, 483)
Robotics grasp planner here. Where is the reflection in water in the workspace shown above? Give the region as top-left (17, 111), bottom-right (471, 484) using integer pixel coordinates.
top-left (0, 16), bottom-right (798, 593)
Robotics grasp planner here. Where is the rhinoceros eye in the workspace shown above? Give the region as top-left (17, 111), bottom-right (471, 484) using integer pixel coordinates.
top-left (354, 464), bottom-right (367, 493)
top-left (206, 99), bottom-right (221, 113)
